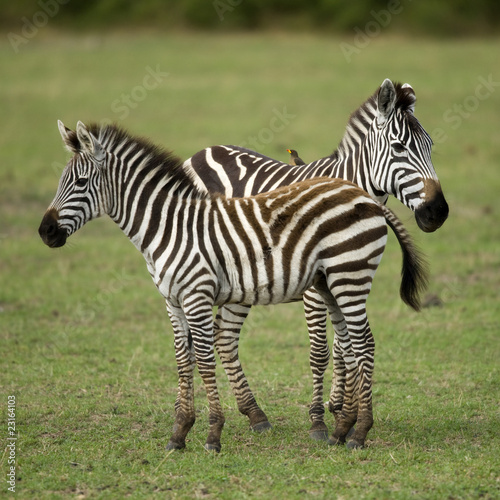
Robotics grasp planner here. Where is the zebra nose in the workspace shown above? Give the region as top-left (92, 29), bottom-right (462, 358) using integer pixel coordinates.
top-left (415, 190), bottom-right (449, 233)
top-left (39, 208), bottom-right (67, 248)
top-left (45, 222), bottom-right (57, 237)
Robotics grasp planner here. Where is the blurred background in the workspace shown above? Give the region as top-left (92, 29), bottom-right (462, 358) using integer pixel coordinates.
top-left (2, 0), bottom-right (500, 34)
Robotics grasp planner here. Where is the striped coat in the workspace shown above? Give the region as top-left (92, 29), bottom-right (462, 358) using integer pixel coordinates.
top-left (181, 79), bottom-right (447, 439)
top-left (39, 122), bottom-right (427, 451)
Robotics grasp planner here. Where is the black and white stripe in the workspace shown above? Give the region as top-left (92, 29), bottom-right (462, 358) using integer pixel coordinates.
top-left (181, 79), bottom-right (448, 439)
top-left (39, 120), bottom-right (428, 450)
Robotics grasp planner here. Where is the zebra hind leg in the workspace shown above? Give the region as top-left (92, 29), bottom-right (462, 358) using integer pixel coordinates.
top-left (328, 333), bottom-right (357, 441)
top-left (343, 316), bottom-right (374, 450)
top-left (329, 299), bottom-right (375, 449)
top-left (325, 306), bottom-right (359, 446)
top-left (312, 280), bottom-right (360, 445)
top-left (214, 304), bottom-right (271, 432)
top-left (303, 289), bottom-right (330, 441)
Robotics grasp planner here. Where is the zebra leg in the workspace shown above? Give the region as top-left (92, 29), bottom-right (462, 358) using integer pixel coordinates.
top-left (214, 304), bottom-right (271, 432)
top-left (329, 301), bottom-right (375, 449)
top-left (343, 318), bottom-right (374, 449)
top-left (328, 334), bottom-right (357, 441)
top-left (303, 289), bottom-right (330, 441)
top-left (183, 298), bottom-right (226, 453)
top-left (165, 302), bottom-right (197, 451)
top-left (328, 334), bottom-right (347, 420)
top-left (323, 303), bottom-right (360, 446)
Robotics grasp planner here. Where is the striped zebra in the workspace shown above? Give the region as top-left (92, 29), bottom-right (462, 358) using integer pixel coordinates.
top-left (182, 79), bottom-right (449, 440)
top-left (39, 121), bottom-right (428, 451)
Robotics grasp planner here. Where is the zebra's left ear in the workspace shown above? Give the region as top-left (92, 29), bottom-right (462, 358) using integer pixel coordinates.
top-left (76, 121), bottom-right (105, 163)
top-left (402, 83), bottom-right (416, 113)
top-left (376, 79), bottom-right (397, 126)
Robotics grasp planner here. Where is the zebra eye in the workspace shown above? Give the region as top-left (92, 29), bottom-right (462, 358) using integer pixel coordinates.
top-left (75, 177), bottom-right (88, 188)
top-left (392, 143), bottom-right (406, 154)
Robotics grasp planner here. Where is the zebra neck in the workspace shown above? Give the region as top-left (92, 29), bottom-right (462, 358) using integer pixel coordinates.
top-left (305, 146), bottom-right (363, 191)
top-left (104, 158), bottom-right (203, 251)
top-left (332, 94), bottom-right (384, 199)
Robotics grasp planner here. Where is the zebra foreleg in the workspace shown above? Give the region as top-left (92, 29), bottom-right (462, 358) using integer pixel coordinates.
top-left (214, 304), bottom-right (271, 432)
top-left (303, 289), bottom-right (330, 441)
top-left (165, 302), bottom-right (197, 451)
top-left (183, 297), bottom-right (226, 452)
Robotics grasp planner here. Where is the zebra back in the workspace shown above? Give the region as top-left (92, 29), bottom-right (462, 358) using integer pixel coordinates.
top-left (187, 146), bottom-right (345, 200)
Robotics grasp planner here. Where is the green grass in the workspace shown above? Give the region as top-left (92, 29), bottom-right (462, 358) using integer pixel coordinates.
top-left (1, 32), bottom-right (499, 499)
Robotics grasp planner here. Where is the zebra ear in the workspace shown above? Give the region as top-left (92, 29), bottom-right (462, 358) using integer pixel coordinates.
top-left (376, 79), bottom-right (397, 126)
top-left (402, 83), bottom-right (416, 113)
top-left (58, 120), bottom-right (80, 154)
top-left (76, 121), bottom-right (105, 163)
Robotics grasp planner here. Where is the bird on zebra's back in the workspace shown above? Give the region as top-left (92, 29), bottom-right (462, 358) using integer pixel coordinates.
top-left (39, 121), bottom-right (428, 452)
top-left (287, 148), bottom-right (305, 165)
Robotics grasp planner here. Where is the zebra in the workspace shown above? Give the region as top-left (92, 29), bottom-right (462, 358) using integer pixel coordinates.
top-left (39, 121), bottom-right (428, 451)
top-left (182, 79), bottom-right (449, 440)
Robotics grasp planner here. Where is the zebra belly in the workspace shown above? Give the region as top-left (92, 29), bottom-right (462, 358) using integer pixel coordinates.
top-left (213, 264), bottom-right (312, 307)
top-left (213, 286), bottom-right (306, 307)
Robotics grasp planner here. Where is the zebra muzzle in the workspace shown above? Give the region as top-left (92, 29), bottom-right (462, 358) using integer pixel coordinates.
top-left (39, 208), bottom-right (68, 248)
top-left (414, 190), bottom-right (449, 232)
top-left (414, 180), bottom-right (449, 233)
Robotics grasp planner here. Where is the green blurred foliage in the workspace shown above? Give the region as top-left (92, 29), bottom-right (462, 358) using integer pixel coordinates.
top-left (2, 0), bottom-right (500, 35)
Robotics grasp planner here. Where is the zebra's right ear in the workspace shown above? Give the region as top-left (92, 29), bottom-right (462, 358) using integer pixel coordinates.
top-left (76, 121), bottom-right (105, 163)
top-left (58, 120), bottom-right (80, 154)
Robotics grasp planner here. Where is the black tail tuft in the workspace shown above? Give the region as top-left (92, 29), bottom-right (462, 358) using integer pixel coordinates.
top-left (381, 205), bottom-right (429, 311)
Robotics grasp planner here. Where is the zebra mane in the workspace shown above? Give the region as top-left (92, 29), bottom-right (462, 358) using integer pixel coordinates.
top-left (86, 123), bottom-right (203, 198)
top-left (336, 82), bottom-right (418, 157)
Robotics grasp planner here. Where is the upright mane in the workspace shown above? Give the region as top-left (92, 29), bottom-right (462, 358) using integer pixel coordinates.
top-left (86, 123), bottom-right (204, 198)
top-left (336, 82), bottom-right (418, 157)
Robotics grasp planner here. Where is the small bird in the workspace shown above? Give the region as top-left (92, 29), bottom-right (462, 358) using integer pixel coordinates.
top-left (287, 149), bottom-right (305, 166)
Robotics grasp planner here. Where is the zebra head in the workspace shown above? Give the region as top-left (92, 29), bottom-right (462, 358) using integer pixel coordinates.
top-left (39, 121), bottom-right (107, 248)
top-left (366, 79), bottom-right (448, 232)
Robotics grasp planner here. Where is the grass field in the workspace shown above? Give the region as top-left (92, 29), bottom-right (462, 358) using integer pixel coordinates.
top-left (1, 32), bottom-right (499, 499)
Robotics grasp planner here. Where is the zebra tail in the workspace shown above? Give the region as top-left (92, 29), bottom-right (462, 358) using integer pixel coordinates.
top-left (380, 205), bottom-right (429, 312)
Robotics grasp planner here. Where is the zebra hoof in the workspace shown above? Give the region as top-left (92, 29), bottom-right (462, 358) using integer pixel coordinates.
top-left (309, 421), bottom-right (329, 441)
top-left (204, 442), bottom-right (221, 453)
top-left (166, 440), bottom-right (185, 451)
top-left (346, 439), bottom-right (365, 450)
top-left (327, 435), bottom-right (346, 446)
top-left (309, 429), bottom-right (329, 441)
top-left (251, 421), bottom-right (273, 432)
